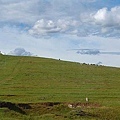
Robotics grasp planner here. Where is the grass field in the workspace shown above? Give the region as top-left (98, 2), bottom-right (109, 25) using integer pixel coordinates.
top-left (0, 54), bottom-right (120, 119)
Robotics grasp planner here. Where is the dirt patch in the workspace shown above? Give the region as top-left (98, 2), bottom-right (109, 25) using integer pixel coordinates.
top-left (18, 103), bottom-right (31, 109)
top-left (0, 101), bottom-right (27, 114)
top-left (0, 101), bottom-right (101, 116)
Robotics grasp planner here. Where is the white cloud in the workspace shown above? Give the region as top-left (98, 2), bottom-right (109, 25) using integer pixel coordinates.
top-left (93, 8), bottom-right (107, 23)
top-left (29, 19), bottom-right (60, 36)
top-left (0, 0), bottom-right (120, 38)
top-left (8, 48), bottom-right (33, 56)
top-left (78, 6), bottom-right (120, 37)
top-left (0, 0), bottom-right (95, 25)
top-left (0, 0), bottom-right (98, 37)
top-left (29, 19), bottom-right (78, 36)
top-left (93, 6), bottom-right (120, 27)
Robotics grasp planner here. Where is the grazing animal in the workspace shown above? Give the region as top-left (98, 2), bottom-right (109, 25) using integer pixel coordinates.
top-left (86, 97), bottom-right (89, 102)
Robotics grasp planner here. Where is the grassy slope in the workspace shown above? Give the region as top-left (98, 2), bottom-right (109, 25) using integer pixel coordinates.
top-left (0, 54), bottom-right (120, 119)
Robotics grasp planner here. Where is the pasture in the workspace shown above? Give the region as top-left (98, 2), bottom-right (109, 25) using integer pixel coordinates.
top-left (0, 54), bottom-right (120, 119)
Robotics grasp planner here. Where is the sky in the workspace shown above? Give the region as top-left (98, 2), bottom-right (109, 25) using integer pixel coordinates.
top-left (0, 0), bottom-right (120, 67)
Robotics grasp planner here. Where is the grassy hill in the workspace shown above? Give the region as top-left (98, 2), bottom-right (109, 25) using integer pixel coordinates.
top-left (0, 54), bottom-right (120, 119)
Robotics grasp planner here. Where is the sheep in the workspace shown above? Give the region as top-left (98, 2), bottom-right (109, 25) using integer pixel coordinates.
top-left (86, 97), bottom-right (89, 102)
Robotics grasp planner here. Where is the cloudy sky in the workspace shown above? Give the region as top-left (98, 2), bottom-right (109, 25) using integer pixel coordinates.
top-left (0, 0), bottom-right (120, 67)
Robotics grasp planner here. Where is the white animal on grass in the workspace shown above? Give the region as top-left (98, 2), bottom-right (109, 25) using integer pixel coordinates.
top-left (86, 97), bottom-right (89, 102)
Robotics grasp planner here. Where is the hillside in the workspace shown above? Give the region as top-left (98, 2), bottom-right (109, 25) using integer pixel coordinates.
top-left (0, 54), bottom-right (120, 119)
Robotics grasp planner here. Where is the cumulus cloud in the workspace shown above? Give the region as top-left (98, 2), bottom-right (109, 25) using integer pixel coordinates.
top-left (78, 6), bottom-right (120, 37)
top-left (90, 6), bottom-right (120, 37)
top-left (8, 48), bottom-right (33, 56)
top-left (29, 19), bottom-right (78, 36)
top-left (0, 0), bottom-right (102, 38)
top-left (93, 6), bottom-right (120, 27)
top-left (0, 0), bottom-right (120, 38)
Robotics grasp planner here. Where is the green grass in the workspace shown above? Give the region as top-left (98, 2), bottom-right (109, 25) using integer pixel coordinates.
top-left (0, 54), bottom-right (120, 119)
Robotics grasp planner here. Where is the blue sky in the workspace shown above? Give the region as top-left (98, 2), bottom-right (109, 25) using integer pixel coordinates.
top-left (0, 0), bottom-right (120, 67)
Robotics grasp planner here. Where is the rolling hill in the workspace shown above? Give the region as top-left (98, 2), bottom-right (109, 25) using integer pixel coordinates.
top-left (0, 54), bottom-right (120, 119)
